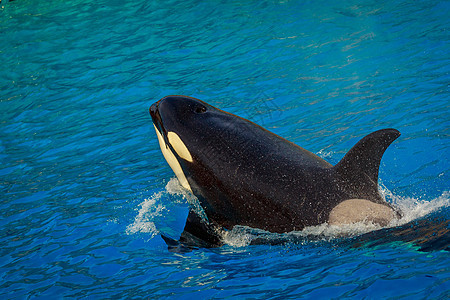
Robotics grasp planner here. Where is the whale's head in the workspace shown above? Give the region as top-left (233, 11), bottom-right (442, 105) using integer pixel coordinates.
top-left (149, 95), bottom-right (245, 194)
top-left (149, 96), bottom-right (203, 192)
top-left (150, 95), bottom-right (212, 141)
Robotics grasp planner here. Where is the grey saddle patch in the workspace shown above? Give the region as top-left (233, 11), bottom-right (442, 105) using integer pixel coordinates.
top-left (329, 199), bottom-right (397, 226)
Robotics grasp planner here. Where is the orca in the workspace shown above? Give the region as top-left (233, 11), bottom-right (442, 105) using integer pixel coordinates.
top-left (149, 95), bottom-right (401, 248)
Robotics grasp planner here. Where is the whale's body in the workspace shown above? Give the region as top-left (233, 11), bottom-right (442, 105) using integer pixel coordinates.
top-left (149, 95), bottom-right (400, 247)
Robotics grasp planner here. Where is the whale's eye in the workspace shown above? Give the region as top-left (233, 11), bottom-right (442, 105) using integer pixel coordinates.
top-left (195, 106), bottom-right (207, 114)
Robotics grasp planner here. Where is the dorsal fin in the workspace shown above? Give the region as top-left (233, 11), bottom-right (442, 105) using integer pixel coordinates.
top-left (334, 129), bottom-right (400, 202)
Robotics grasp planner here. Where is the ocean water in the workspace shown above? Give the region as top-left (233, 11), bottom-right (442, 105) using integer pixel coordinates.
top-left (1, 0), bottom-right (449, 298)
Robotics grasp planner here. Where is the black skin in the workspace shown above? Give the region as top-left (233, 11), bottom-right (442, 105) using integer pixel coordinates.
top-left (150, 95), bottom-right (401, 248)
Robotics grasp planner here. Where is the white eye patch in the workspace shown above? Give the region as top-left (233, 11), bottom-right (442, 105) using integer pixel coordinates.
top-left (167, 131), bottom-right (193, 162)
top-left (153, 124), bottom-right (192, 192)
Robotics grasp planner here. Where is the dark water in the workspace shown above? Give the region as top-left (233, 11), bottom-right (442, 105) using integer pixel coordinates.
top-left (1, 0), bottom-right (449, 298)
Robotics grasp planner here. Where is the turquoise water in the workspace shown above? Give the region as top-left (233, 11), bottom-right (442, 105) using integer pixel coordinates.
top-left (1, 0), bottom-right (449, 298)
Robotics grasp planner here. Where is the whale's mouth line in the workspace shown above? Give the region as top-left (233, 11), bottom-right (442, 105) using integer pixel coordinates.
top-left (149, 101), bottom-right (167, 138)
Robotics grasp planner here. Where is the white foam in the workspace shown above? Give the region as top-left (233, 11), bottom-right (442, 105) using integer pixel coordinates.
top-left (380, 186), bottom-right (449, 225)
top-left (126, 192), bottom-right (165, 237)
top-left (221, 226), bottom-right (257, 247)
top-left (165, 178), bottom-right (208, 220)
top-left (165, 177), bottom-right (195, 201)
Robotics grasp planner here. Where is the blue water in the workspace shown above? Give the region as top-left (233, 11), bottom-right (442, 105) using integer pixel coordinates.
top-left (1, 0), bottom-right (449, 298)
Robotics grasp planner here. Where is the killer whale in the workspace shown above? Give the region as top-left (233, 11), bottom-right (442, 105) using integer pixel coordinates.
top-left (149, 95), bottom-right (401, 248)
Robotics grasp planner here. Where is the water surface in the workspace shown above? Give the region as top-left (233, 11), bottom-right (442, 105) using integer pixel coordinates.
top-left (1, 0), bottom-right (449, 298)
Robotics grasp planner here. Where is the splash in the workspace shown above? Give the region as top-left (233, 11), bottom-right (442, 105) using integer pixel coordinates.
top-left (126, 192), bottom-right (165, 238)
top-left (165, 178), bottom-right (207, 220)
top-left (126, 178), bottom-right (204, 238)
top-left (381, 187), bottom-right (450, 225)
